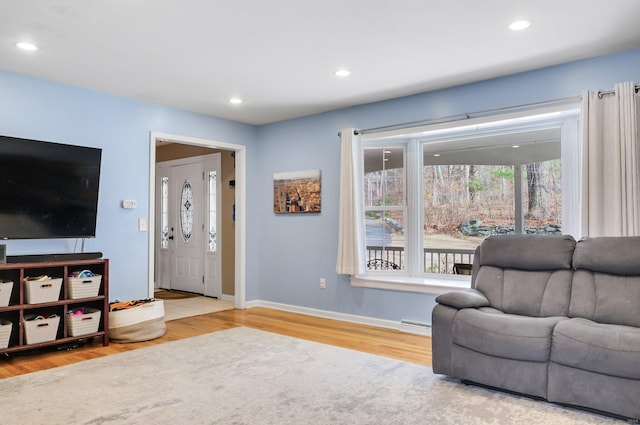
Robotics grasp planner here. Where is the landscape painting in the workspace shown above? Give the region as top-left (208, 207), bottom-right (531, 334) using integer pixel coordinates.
top-left (273, 169), bottom-right (321, 214)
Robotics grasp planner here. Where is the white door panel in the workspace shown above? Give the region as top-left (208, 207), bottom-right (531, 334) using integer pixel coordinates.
top-left (204, 156), bottom-right (222, 297)
top-left (170, 161), bottom-right (205, 293)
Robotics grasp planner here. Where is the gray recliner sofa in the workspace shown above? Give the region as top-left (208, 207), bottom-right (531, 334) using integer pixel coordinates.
top-left (432, 234), bottom-right (640, 420)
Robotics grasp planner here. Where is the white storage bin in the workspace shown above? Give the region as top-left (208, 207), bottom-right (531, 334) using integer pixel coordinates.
top-left (23, 314), bottom-right (60, 344)
top-left (67, 307), bottom-right (101, 336)
top-left (24, 277), bottom-right (62, 304)
top-left (66, 275), bottom-right (102, 299)
top-left (0, 319), bottom-right (12, 349)
top-left (109, 300), bottom-right (165, 343)
top-left (0, 280), bottom-right (13, 307)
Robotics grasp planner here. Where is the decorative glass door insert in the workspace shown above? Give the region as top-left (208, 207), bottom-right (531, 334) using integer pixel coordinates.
top-left (180, 180), bottom-right (194, 242)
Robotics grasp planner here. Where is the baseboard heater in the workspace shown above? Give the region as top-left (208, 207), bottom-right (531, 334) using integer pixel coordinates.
top-left (399, 319), bottom-right (432, 336)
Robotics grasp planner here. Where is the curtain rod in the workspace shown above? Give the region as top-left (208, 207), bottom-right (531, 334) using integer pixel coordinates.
top-left (352, 95), bottom-right (582, 136)
top-left (597, 84), bottom-right (640, 99)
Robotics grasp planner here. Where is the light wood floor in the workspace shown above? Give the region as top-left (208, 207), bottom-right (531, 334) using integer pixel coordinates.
top-left (0, 307), bottom-right (432, 379)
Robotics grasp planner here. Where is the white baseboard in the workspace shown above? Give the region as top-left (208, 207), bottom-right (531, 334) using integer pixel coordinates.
top-left (244, 300), bottom-right (432, 337)
top-left (219, 294), bottom-right (235, 303)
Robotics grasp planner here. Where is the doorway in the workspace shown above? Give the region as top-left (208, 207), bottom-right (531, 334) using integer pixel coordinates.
top-left (156, 154), bottom-right (221, 296)
top-left (148, 132), bottom-right (246, 309)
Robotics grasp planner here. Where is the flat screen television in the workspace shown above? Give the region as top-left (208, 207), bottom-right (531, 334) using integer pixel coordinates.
top-left (0, 135), bottom-right (102, 239)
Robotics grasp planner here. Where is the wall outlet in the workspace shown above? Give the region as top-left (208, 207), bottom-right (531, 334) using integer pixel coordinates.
top-left (320, 278), bottom-right (326, 289)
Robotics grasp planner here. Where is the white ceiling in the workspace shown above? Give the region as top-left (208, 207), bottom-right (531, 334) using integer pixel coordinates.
top-left (2, 1), bottom-right (640, 125)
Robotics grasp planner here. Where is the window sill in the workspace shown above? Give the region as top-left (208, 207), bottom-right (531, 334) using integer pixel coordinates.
top-left (350, 274), bottom-right (471, 295)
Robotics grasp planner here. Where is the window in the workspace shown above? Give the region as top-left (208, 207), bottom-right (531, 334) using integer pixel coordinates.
top-left (357, 107), bottom-right (580, 290)
top-left (208, 170), bottom-right (217, 252)
top-left (161, 176), bottom-right (169, 249)
top-left (363, 146), bottom-right (406, 270)
top-left (421, 160), bottom-right (562, 271)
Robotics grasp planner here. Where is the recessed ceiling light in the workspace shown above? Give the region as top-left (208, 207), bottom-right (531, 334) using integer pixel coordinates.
top-left (335, 69), bottom-right (350, 77)
top-left (16, 42), bottom-right (38, 51)
top-left (509, 20), bottom-right (531, 31)
top-left (512, 145), bottom-right (520, 148)
top-left (433, 154), bottom-right (441, 157)
top-left (229, 98), bottom-right (243, 104)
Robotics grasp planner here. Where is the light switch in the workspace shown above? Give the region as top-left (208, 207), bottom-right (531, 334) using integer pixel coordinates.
top-left (122, 200), bottom-right (137, 209)
top-left (138, 218), bottom-right (148, 232)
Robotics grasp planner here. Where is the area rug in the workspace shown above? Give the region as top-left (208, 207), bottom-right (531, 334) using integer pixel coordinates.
top-left (0, 327), bottom-right (621, 425)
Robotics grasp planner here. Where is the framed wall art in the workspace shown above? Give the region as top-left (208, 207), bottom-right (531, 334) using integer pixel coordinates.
top-left (273, 169), bottom-right (321, 214)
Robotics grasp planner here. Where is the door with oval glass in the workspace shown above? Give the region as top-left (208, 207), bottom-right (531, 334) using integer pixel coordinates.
top-left (169, 161), bottom-right (205, 293)
top-left (157, 153), bottom-right (221, 296)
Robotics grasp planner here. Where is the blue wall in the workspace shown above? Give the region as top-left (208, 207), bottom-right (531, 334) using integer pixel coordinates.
top-left (254, 48), bottom-right (640, 325)
top-left (2, 48), bottom-right (640, 323)
top-left (0, 70), bottom-right (257, 302)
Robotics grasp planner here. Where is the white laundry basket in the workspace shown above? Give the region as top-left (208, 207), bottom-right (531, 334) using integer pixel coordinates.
top-left (109, 300), bottom-right (165, 343)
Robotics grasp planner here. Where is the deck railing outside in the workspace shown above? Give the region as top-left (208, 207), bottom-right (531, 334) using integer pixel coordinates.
top-left (366, 246), bottom-right (475, 274)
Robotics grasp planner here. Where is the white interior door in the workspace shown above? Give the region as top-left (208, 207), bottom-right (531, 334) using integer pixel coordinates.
top-left (170, 161), bottom-right (205, 293)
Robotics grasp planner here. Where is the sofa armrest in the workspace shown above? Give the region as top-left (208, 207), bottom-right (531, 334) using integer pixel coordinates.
top-left (435, 289), bottom-right (490, 309)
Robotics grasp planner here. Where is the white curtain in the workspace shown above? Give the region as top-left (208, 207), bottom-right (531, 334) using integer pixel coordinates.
top-left (582, 81), bottom-right (640, 236)
top-left (336, 128), bottom-right (365, 275)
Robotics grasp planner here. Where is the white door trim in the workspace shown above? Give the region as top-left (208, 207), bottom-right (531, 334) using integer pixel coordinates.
top-left (148, 131), bottom-right (246, 309)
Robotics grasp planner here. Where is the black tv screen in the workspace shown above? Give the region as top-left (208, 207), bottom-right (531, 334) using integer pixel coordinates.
top-left (0, 135), bottom-right (102, 239)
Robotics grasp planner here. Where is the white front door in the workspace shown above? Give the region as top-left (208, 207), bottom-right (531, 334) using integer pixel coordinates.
top-left (170, 161), bottom-right (205, 293)
top-left (155, 153), bottom-right (222, 297)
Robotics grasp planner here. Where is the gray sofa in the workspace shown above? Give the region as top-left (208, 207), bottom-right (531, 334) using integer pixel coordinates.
top-left (432, 234), bottom-right (640, 420)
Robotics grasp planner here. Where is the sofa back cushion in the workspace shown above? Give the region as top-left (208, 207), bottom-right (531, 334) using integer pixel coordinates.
top-left (473, 235), bottom-right (576, 317)
top-left (569, 237), bottom-right (640, 327)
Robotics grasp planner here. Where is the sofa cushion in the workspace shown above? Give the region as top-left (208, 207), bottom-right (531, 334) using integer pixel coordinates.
top-left (452, 308), bottom-right (567, 362)
top-left (551, 318), bottom-right (640, 380)
top-left (570, 237), bottom-right (640, 328)
top-left (569, 270), bottom-right (640, 327)
top-left (573, 237), bottom-right (640, 275)
top-left (472, 235), bottom-right (575, 317)
top-left (478, 234), bottom-right (575, 270)
top-left (475, 267), bottom-right (573, 317)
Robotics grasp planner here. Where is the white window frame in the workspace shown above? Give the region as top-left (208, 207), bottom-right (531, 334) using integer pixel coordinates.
top-left (363, 142), bottom-right (408, 273)
top-left (351, 105), bottom-right (581, 294)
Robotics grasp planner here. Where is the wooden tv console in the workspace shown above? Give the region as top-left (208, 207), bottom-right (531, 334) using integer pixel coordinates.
top-left (0, 258), bottom-right (109, 355)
